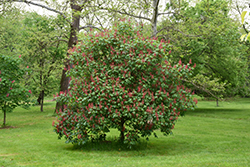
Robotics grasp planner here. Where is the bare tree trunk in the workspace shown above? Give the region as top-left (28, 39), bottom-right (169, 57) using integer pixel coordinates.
top-left (55, 1), bottom-right (82, 112)
top-left (3, 110), bottom-right (6, 126)
top-left (40, 90), bottom-right (44, 112)
top-left (37, 92), bottom-right (42, 105)
top-left (120, 118), bottom-right (125, 142)
top-left (152, 0), bottom-right (160, 37)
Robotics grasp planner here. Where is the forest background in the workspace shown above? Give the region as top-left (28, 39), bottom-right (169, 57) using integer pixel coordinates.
top-left (1, 0), bottom-right (250, 111)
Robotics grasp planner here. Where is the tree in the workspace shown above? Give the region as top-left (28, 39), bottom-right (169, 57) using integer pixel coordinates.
top-left (0, 6), bottom-right (23, 57)
top-left (20, 12), bottom-right (67, 112)
top-left (0, 55), bottom-right (31, 126)
top-left (90, 0), bottom-right (172, 37)
top-left (238, 2), bottom-right (250, 96)
top-left (1, 8), bottom-right (68, 111)
top-left (53, 21), bottom-right (196, 147)
top-left (157, 0), bottom-right (249, 100)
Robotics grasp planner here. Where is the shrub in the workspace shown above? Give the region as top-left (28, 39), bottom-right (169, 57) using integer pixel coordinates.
top-left (0, 55), bottom-right (31, 126)
top-left (53, 20), bottom-right (196, 147)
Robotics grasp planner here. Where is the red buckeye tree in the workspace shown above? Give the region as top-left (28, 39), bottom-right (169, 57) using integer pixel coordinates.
top-left (53, 20), bottom-right (197, 147)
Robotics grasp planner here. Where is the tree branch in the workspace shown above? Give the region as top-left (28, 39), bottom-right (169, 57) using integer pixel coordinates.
top-left (14, 0), bottom-right (71, 24)
top-left (181, 78), bottom-right (223, 101)
top-left (94, 13), bottom-right (104, 29)
top-left (235, 0), bottom-right (249, 33)
top-left (158, 12), bottom-right (173, 16)
top-left (79, 25), bottom-right (102, 31)
top-left (153, 26), bottom-right (202, 38)
top-left (88, 5), bottom-right (151, 22)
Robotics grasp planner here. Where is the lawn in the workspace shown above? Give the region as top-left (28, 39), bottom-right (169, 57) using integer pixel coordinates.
top-left (0, 98), bottom-right (249, 167)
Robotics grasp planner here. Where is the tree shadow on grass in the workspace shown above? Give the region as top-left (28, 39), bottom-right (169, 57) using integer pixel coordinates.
top-left (68, 138), bottom-right (149, 152)
top-left (186, 108), bottom-right (250, 120)
top-left (190, 108), bottom-right (246, 114)
top-left (187, 108), bottom-right (250, 120)
top-left (63, 137), bottom-right (205, 157)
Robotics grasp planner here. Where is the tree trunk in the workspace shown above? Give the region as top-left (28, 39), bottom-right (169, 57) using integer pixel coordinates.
top-left (40, 90), bottom-right (44, 112)
top-left (37, 92), bottom-right (42, 105)
top-left (152, 0), bottom-right (160, 37)
top-left (3, 110), bottom-right (6, 126)
top-left (55, 2), bottom-right (82, 112)
top-left (55, 68), bottom-right (70, 112)
top-left (120, 118), bottom-right (125, 143)
top-left (216, 99), bottom-right (219, 107)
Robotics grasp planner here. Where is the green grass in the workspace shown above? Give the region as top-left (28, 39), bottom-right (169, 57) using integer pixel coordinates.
top-left (0, 98), bottom-right (250, 166)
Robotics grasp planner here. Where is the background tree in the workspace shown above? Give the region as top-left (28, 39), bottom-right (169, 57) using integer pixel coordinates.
top-left (20, 12), bottom-right (67, 112)
top-left (237, 1), bottom-right (250, 96)
top-left (157, 0), bottom-right (249, 100)
top-left (0, 55), bottom-right (31, 126)
top-left (0, 6), bottom-right (23, 56)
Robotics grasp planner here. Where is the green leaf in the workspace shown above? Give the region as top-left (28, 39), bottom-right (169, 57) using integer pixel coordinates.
top-left (240, 34), bottom-right (248, 41)
top-left (246, 33), bottom-right (250, 42)
top-left (241, 11), bottom-right (247, 24)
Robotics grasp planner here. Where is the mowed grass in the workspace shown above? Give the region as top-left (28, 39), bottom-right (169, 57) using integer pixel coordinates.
top-left (0, 98), bottom-right (250, 167)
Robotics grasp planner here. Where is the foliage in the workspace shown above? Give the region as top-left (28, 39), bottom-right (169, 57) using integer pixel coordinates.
top-left (20, 12), bottom-right (67, 111)
top-left (158, 0), bottom-right (249, 97)
top-left (0, 55), bottom-right (31, 126)
top-left (53, 20), bottom-right (196, 147)
top-left (0, 10), bottom-right (68, 112)
top-left (0, 7), bottom-right (23, 56)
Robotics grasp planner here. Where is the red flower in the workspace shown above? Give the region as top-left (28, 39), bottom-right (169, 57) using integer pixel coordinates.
top-left (138, 86), bottom-right (141, 92)
top-left (155, 112), bottom-right (159, 121)
top-left (193, 98), bottom-right (198, 104)
top-left (189, 59), bottom-right (192, 64)
top-left (6, 93), bottom-right (9, 97)
top-left (178, 59), bottom-right (182, 65)
top-left (0, 78), bottom-right (1, 82)
top-left (12, 80), bottom-right (15, 83)
top-left (28, 90), bottom-right (32, 94)
top-left (19, 55), bottom-right (21, 58)
top-left (27, 66), bottom-right (29, 68)
top-left (193, 63), bottom-right (196, 68)
top-left (172, 125), bottom-right (175, 129)
top-left (142, 77), bottom-right (147, 81)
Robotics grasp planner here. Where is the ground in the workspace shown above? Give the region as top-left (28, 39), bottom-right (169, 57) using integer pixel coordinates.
top-left (0, 98), bottom-right (249, 167)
